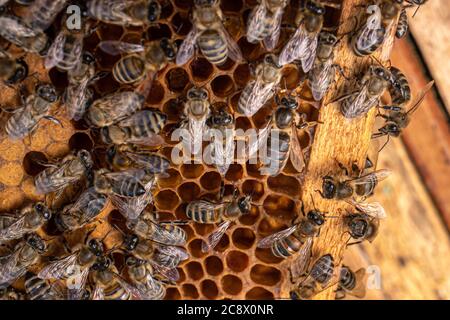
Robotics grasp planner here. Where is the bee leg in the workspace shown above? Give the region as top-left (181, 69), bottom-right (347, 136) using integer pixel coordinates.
top-left (334, 64), bottom-right (350, 81)
top-left (43, 115), bottom-right (63, 128)
top-left (334, 159), bottom-right (349, 176)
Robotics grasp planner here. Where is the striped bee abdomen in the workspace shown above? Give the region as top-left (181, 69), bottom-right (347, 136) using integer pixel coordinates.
top-left (112, 176), bottom-right (146, 197)
top-left (197, 29), bottom-right (228, 65)
top-left (271, 236), bottom-right (303, 258)
top-left (113, 55), bottom-right (146, 84)
top-left (186, 201), bottom-right (222, 224)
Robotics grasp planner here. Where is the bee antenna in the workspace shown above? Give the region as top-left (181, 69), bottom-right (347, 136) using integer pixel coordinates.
top-left (310, 194), bottom-right (317, 211)
top-left (377, 135), bottom-right (390, 153)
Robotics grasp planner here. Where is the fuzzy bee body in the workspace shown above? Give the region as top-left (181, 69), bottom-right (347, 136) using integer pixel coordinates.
top-left (0, 15), bottom-right (49, 54)
top-left (100, 110), bottom-right (167, 146)
top-left (5, 84), bottom-right (58, 140)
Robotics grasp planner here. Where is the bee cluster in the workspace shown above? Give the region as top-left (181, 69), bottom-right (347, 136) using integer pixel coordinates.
top-left (0, 0), bottom-right (432, 300)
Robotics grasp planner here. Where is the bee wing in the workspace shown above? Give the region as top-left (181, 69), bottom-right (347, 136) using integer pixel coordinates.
top-left (67, 187), bottom-right (107, 218)
top-left (151, 261), bottom-right (180, 282)
top-left (220, 26), bottom-right (243, 63)
top-left (0, 16), bottom-right (38, 37)
top-left (240, 80), bottom-right (276, 116)
top-left (35, 165), bottom-right (81, 195)
top-left (65, 267), bottom-right (90, 300)
top-left (212, 127), bottom-right (235, 176)
top-left (0, 215), bottom-right (28, 242)
top-left (290, 122), bottom-right (307, 173)
top-left (247, 118), bottom-right (271, 160)
top-left (278, 24), bottom-right (311, 66)
top-left (110, 179), bottom-right (154, 220)
top-left (301, 35), bottom-right (319, 73)
top-left (92, 286), bottom-right (105, 300)
top-left (357, 5), bottom-right (383, 52)
top-left (117, 111), bottom-right (165, 146)
top-left (157, 244), bottom-right (189, 261)
top-left (341, 85), bottom-right (377, 118)
top-left (37, 253), bottom-right (79, 280)
top-left (139, 274), bottom-right (165, 300)
top-left (44, 31), bottom-right (66, 69)
top-left (202, 220), bottom-right (232, 253)
top-left (176, 27), bottom-right (199, 66)
top-left (113, 273), bottom-right (143, 300)
top-left (98, 41), bottom-right (145, 56)
top-left (263, 8), bottom-right (284, 51)
top-left (145, 220), bottom-right (186, 246)
top-left (310, 60), bottom-right (335, 101)
top-left (257, 224), bottom-right (299, 248)
top-left (353, 201), bottom-right (386, 219)
top-left (0, 250), bottom-right (26, 286)
top-left (247, 3), bottom-right (267, 42)
top-left (290, 237), bottom-right (313, 281)
top-left (350, 169), bottom-right (392, 186)
top-left (406, 80), bottom-right (435, 115)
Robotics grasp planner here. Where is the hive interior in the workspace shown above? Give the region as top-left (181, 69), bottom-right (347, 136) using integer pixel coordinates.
top-left (0, 0), bottom-right (344, 299)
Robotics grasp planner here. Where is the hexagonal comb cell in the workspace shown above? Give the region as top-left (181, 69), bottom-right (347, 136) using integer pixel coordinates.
top-left (246, 287), bottom-right (274, 300)
top-left (232, 227), bottom-right (256, 249)
top-left (205, 256), bottom-right (224, 276)
top-left (250, 264), bottom-right (282, 286)
top-left (185, 261), bottom-right (204, 281)
top-left (22, 151), bottom-right (48, 176)
top-left (182, 284), bottom-right (199, 299)
top-left (226, 250), bottom-right (249, 272)
top-left (221, 275), bottom-right (243, 295)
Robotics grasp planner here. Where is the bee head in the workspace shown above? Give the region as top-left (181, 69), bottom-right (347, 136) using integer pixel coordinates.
top-left (36, 83), bottom-right (58, 103)
top-left (78, 149), bottom-right (93, 167)
top-left (307, 210), bottom-right (325, 226)
top-left (379, 121), bottom-right (401, 137)
top-left (160, 37), bottom-right (176, 60)
top-left (92, 255), bottom-right (111, 271)
top-left (322, 176), bottom-right (337, 199)
top-left (88, 238), bottom-right (104, 256)
top-left (318, 32), bottom-right (338, 46)
top-left (147, 1), bottom-right (161, 23)
top-left (208, 109), bottom-right (233, 127)
top-left (82, 52), bottom-right (96, 65)
top-left (34, 202), bottom-right (52, 221)
top-left (195, 0), bottom-right (218, 7)
top-left (305, 0), bottom-right (326, 15)
top-left (123, 233), bottom-right (140, 251)
top-left (237, 196), bottom-right (251, 214)
top-left (26, 234), bottom-right (46, 253)
top-left (188, 87), bottom-right (209, 100)
top-left (348, 215), bottom-right (369, 239)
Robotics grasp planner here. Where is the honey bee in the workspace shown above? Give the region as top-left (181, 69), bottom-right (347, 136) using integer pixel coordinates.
top-left (99, 38), bottom-right (176, 84)
top-left (0, 233), bottom-right (47, 287)
top-left (54, 187), bottom-right (108, 232)
top-left (0, 202), bottom-right (51, 242)
top-left (278, 0), bottom-right (339, 69)
top-left (87, 0), bottom-right (161, 27)
top-left (186, 187), bottom-right (252, 252)
top-left (0, 49), bottom-right (28, 86)
top-left (0, 15), bottom-right (49, 54)
top-left (22, 0), bottom-right (68, 32)
top-left (374, 80), bottom-right (434, 139)
top-left (4, 83), bottom-right (59, 140)
top-left (24, 273), bottom-right (65, 300)
top-left (44, 11), bottom-right (91, 71)
top-left (99, 109), bottom-right (167, 146)
top-left (119, 229), bottom-right (188, 282)
top-left (350, 1), bottom-right (402, 57)
top-left (343, 201), bottom-right (386, 244)
top-left (34, 149), bottom-right (94, 196)
top-left (339, 65), bottom-right (391, 119)
top-left (246, 0), bottom-right (289, 50)
top-left (290, 253), bottom-right (336, 300)
top-left (37, 234), bottom-right (105, 300)
top-left (205, 106), bottom-right (235, 176)
top-left (388, 66), bottom-right (411, 105)
top-left (176, 0), bottom-right (243, 66)
top-left (106, 144), bottom-right (170, 175)
top-left (125, 256), bottom-right (166, 300)
top-left (257, 203), bottom-right (325, 258)
top-left (308, 31), bottom-right (340, 101)
top-left (335, 266), bottom-right (366, 299)
top-left (237, 54), bottom-right (282, 117)
top-left (126, 209), bottom-right (187, 248)
top-left (250, 93), bottom-right (316, 176)
top-left (178, 87), bottom-right (211, 157)
top-left (91, 258), bottom-right (140, 300)
top-left (320, 165), bottom-right (391, 201)
top-left (94, 168), bottom-right (154, 198)
top-left (85, 90), bottom-right (145, 128)
top-left (395, 7), bottom-right (408, 39)
top-left (63, 52), bottom-right (106, 121)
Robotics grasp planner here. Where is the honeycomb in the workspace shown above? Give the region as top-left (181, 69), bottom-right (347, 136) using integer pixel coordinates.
top-left (0, 0), bottom-right (365, 300)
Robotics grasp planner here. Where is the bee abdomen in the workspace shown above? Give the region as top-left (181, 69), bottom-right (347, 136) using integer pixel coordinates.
top-left (198, 30), bottom-right (228, 65)
top-left (352, 28), bottom-right (385, 57)
top-left (389, 67), bottom-right (411, 105)
top-left (113, 55), bottom-right (145, 84)
top-left (186, 202), bottom-right (221, 223)
top-left (271, 237), bottom-right (303, 258)
top-left (114, 177), bottom-right (146, 197)
top-left (104, 284), bottom-right (131, 300)
top-left (24, 276), bottom-right (51, 300)
top-left (395, 9), bottom-right (408, 39)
